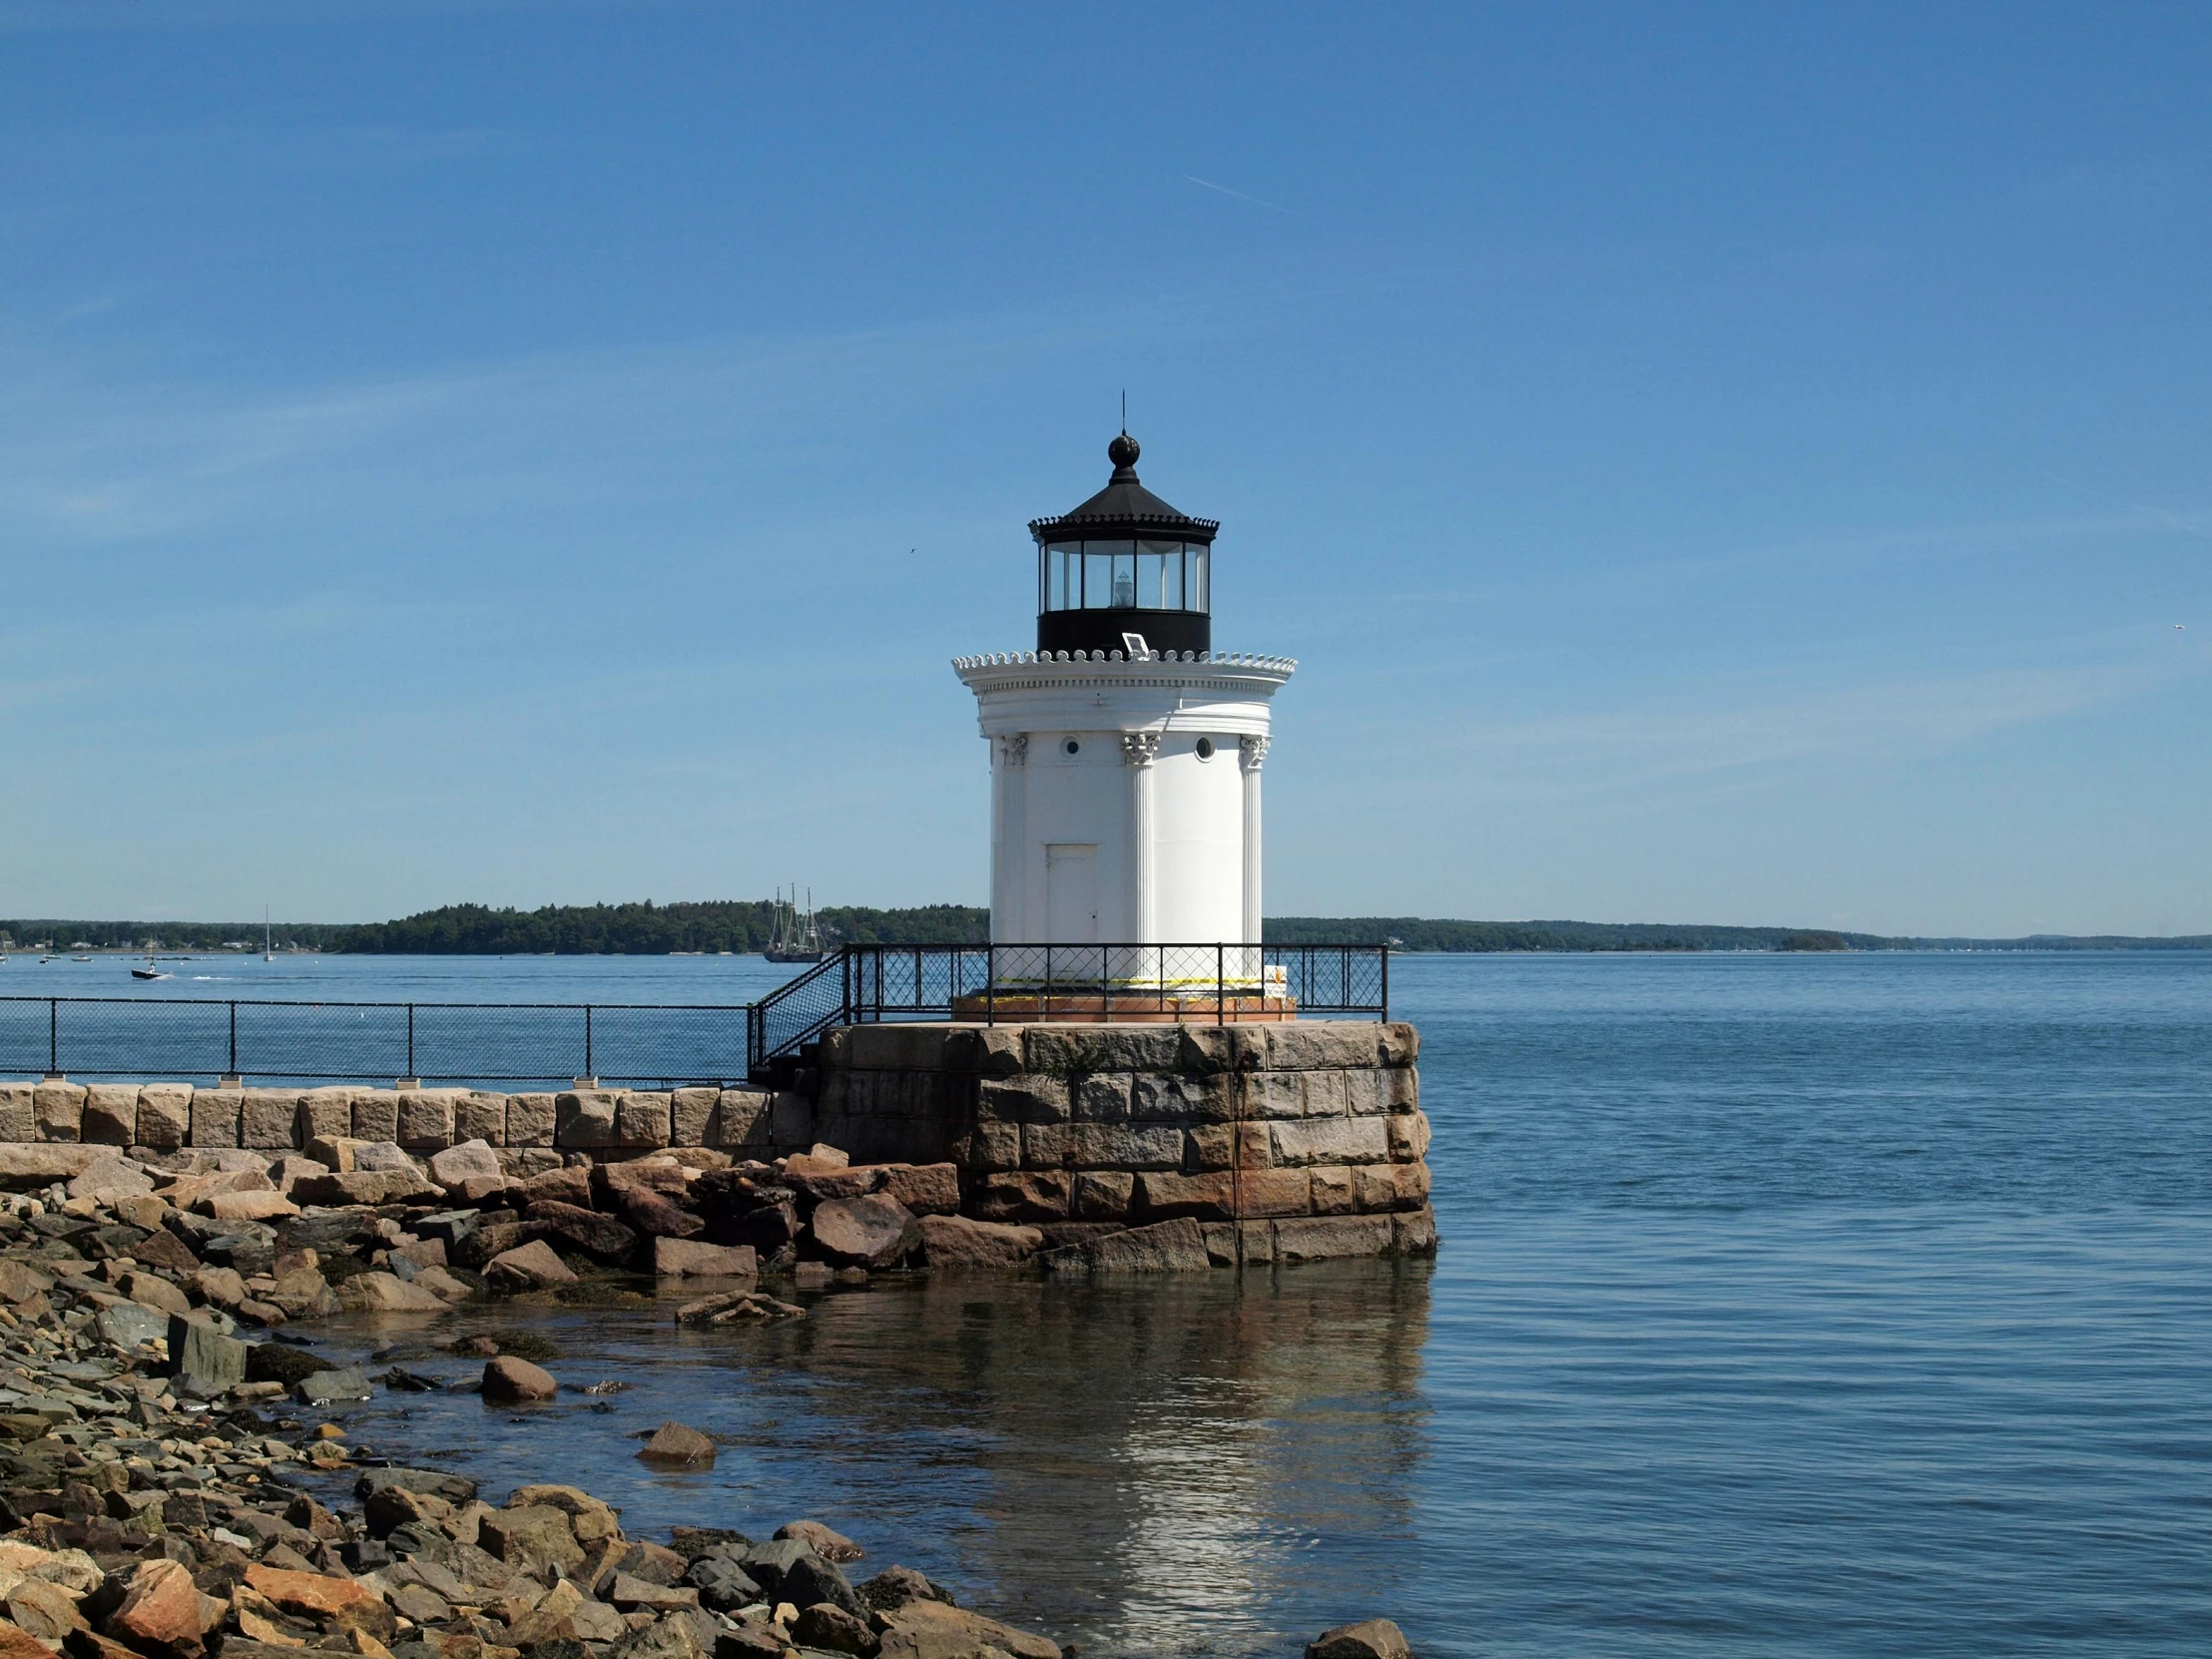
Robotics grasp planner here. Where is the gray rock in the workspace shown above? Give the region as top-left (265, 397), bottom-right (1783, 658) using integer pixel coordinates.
top-left (293, 1365), bottom-right (372, 1403)
top-left (684, 1555), bottom-right (762, 1613)
top-left (97, 1302), bottom-right (171, 1350)
top-left (352, 1141), bottom-right (418, 1173)
top-left (168, 1316), bottom-right (250, 1388)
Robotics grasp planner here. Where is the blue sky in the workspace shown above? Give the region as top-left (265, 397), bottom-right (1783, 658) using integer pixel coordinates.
top-left (3, 1), bottom-right (2207, 935)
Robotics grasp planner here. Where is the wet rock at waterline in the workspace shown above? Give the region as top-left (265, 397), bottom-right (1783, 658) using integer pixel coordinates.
top-left (638, 1421), bottom-right (718, 1465)
top-left (480, 1354), bottom-right (559, 1403)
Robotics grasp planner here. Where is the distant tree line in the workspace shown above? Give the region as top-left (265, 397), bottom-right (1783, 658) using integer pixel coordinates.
top-left (8, 906), bottom-right (2208, 955)
top-left (1261, 916), bottom-right (2212, 952)
top-left (325, 900), bottom-right (990, 954)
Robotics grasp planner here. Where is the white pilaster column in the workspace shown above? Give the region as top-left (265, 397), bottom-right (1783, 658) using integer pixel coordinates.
top-left (1122, 732), bottom-right (1160, 940)
top-left (1239, 735), bottom-right (1269, 946)
top-left (995, 734), bottom-right (1027, 942)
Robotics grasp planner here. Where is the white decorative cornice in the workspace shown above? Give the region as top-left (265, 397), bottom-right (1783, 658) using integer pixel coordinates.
top-left (952, 648), bottom-right (1297, 674)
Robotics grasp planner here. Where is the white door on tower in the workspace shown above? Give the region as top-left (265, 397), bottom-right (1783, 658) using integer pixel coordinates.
top-left (1044, 843), bottom-right (1101, 942)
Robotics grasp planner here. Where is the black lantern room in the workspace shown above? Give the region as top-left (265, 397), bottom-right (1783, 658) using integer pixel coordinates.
top-left (1030, 432), bottom-right (1218, 657)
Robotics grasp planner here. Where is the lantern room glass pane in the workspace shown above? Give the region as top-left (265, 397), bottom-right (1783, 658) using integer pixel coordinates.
top-left (1160, 545), bottom-right (1184, 609)
top-left (1045, 545), bottom-right (1071, 610)
top-left (1111, 552), bottom-right (1136, 608)
top-left (1082, 550), bottom-right (1112, 609)
top-left (1189, 546), bottom-right (1208, 611)
top-left (1135, 551), bottom-right (1164, 609)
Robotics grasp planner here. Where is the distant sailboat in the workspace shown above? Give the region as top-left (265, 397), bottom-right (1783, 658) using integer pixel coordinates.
top-left (765, 886), bottom-right (826, 964)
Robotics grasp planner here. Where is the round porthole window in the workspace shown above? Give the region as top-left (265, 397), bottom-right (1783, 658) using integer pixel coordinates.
top-left (1064, 739), bottom-right (1080, 756)
top-left (1194, 737), bottom-right (1216, 761)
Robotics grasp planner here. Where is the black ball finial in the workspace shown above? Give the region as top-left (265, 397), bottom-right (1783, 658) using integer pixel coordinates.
top-left (1107, 430), bottom-right (1140, 470)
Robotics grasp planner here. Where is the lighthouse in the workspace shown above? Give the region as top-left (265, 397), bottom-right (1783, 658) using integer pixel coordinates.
top-left (953, 432), bottom-right (1294, 1005)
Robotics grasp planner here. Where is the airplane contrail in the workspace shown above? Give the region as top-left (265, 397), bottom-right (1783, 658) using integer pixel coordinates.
top-left (1184, 175), bottom-right (1299, 216)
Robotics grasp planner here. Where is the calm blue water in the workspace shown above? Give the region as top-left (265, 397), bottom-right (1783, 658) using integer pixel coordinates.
top-left (259, 952), bottom-right (2209, 1657)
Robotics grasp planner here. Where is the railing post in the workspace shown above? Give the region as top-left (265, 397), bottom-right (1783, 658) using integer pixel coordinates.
top-left (1044, 945), bottom-right (1053, 1020)
top-left (1216, 943), bottom-right (1225, 1025)
top-left (48, 999), bottom-right (57, 1076)
top-left (229, 1002), bottom-right (238, 1077)
top-left (585, 1005), bottom-right (594, 1080)
top-left (985, 945), bottom-right (995, 1026)
top-left (406, 1004), bottom-right (415, 1080)
top-left (1381, 943), bottom-right (1389, 1021)
top-left (1101, 946), bottom-right (1110, 1025)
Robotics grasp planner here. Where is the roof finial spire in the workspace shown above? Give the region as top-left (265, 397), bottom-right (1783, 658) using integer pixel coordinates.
top-left (1107, 394), bottom-right (1140, 474)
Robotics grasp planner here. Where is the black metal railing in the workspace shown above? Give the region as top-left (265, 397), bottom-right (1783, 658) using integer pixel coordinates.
top-left (0, 996), bottom-right (751, 1091)
top-left (796, 940), bottom-right (1387, 1031)
top-left (1, 943), bottom-right (1386, 1088)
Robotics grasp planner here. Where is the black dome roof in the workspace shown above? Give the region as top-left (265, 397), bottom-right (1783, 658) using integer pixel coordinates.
top-left (1028, 432), bottom-right (1220, 544)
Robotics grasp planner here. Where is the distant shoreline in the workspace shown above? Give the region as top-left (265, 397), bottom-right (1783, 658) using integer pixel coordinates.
top-left (4, 902), bottom-right (2208, 955)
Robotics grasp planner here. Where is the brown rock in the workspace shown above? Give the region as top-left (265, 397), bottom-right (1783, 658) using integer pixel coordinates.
top-left (288, 1170), bottom-right (435, 1207)
top-left (606, 1575), bottom-right (699, 1611)
top-left (121, 1272), bottom-right (192, 1317)
top-left (879, 1164), bottom-right (960, 1216)
top-left (204, 1191), bottom-right (299, 1223)
top-left (637, 1423), bottom-right (716, 1465)
top-left (335, 1273), bottom-right (449, 1313)
top-left (791, 1604), bottom-right (877, 1657)
top-left (808, 1194), bottom-right (918, 1270)
top-left (2, 1618), bottom-right (59, 1659)
top-left (242, 1564), bottom-right (395, 1641)
top-left (915, 1214), bottom-right (1042, 1271)
top-left (618, 1190), bottom-right (705, 1240)
top-left (0, 1262), bottom-right (55, 1302)
top-left (426, 1140), bottom-right (503, 1193)
top-left (524, 1201), bottom-right (638, 1265)
top-left (80, 1086), bottom-right (140, 1147)
top-left (781, 1166), bottom-right (886, 1204)
top-left (876, 1600), bottom-right (1058, 1659)
top-left (652, 1238), bottom-right (757, 1278)
top-left (774, 1520), bottom-right (861, 1562)
top-left (1042, 1216), bottom-right (1212, 1274)
top-left (8, 1578), bottom-right (88, 1643)
top-left (477, 1504), bottom-right (582, 1573)
top-left (480, 1356), bottom-right (558, 1403)
top-left (482, 1239), bottom-right (577, 1290)
top-left (106, 1558), bottom-right (207, 1654)
top-left (1305, 1619), bottom-right (1411, 1659)
top-left (515, 1165), bottom-right (594, 1209)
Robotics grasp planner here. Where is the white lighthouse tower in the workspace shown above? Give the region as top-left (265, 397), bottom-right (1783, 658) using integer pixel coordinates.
top-left (954, 432), bottom-right (1293, 1004)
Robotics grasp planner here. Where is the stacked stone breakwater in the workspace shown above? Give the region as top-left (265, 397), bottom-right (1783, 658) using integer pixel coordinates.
top-left (0, 1021), bottom-right (1435, 1275)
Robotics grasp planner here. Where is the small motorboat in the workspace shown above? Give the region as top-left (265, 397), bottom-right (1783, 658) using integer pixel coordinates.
top-left (71, 955), bottom-right (91, 963)
top-left (132, 957), bottom-right (171, 981)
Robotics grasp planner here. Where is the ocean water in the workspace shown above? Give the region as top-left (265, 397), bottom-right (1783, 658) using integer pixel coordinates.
top-left (249, 952), bottom-right (2209, 1657)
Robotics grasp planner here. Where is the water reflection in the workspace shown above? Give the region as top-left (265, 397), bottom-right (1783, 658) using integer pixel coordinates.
top-left (334, 1260), bottom-right (1434, 1659)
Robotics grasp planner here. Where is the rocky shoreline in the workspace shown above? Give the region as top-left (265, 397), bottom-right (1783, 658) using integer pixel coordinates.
top-left (0, 1138), bottom-right (1413, 1659)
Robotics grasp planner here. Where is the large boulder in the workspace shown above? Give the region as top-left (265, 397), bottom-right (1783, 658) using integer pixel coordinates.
top-left (1305, 1620), bottom-right (1411, 1659)
top-left (483, 1239), bottom-right (577, 1290)
top-left (637, 1422), bottom-right (716, 1466)
top-left (478, 1502), bottom-right (583, 1573)
top-left (741, 1542), bottom-right (862, 1619)
top-left (652, 1238), bottom-right (757, 1278)
top-left (808, 1195), bottom-right (918, 1271)
top-left (242, 1564), bottom-right (394, 1641)
top-left (481, 1356), bottom-right (558, 1404)
top-left (426, 1139), bottom-right (504, 1195)
top-left (524, 1201), bottom-right (638, 1266)
top-left (335, 1273), bottom-right (449, 1313)
top-left (1041, 1217), bottom-right (1210, 1274)
top-left (617, 1189), bottom-right (705, 1239)
top-left (880, 1163), bottom-right (960, 1216)
top-left (875, 1600), bottom-right (1059, 1659)
top-left (168, 1318), bottom-right (249, 1390)
top-left (916, 1215), bottom-right (1042, 1272)
top-left (104, 1557), bottom-right (211, 1655)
